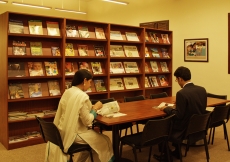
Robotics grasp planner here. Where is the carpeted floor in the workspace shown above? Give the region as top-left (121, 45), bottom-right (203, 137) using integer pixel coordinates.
top-left (0, 122), bottom-right (230, 162)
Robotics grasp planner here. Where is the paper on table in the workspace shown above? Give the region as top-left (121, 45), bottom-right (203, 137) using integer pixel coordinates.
top-left (206, 107), bottom-right (214, 112)
top-left (153, 102), bottom-right (175, 109)
top-left (105, 112), bottom-right (127, 118)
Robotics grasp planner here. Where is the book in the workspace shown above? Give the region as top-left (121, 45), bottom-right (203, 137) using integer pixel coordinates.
top-left (91, 62), bottom-right (103, 74)
top-left (65, 81), bottom-right (72, 89)
top-left (77, 45), bottom-right (88, 56)
top-left (8, 111), bottom-right (27, 117)
top-left (28, 62), bottom-right (44, 76)
top-left (28, 83), bottom-right (42, 98)
top-left (94, 45), bottom-right (105, 57)
top-left (125, 32), bottom-right (139, 41)
top-left (123, 62), bottom-right (139, 73)
top-left (144, 62), bottom-right (150, 73)
top-left (8, 115), bottom-right (27, 121)
top-left (95, 27), bottom-right (106, 39)
top-left (44, 61), bottom-right (59, 76)
top-left (110, 45), bottom-right (125, 57)
top-left (12, 41), bottom-right (26, 55)
top-left (149, 32), bottom-right (159, 43)
top-left (149, 76), bottom-right (159, 87)
top-left (158, 75), bottom-right (169, 86)
top-left (110, 78), bottom-right (124, 91)
top-left (43, 109), bottom-right (57, 116)
top-left (78, 62), bottom-right (91, 72)
top-left (145, 47), bottom-right (150, 57)
top-left (123, 45), bottom-right (139, 57)
top-left (30, 42), bottom-right (43, 55)
top-left (26, 110), bottom-right (44, 118)
top-left (65, 62), bottom-right (75, 75)
top-left (150, 61), bottom-right (159, 72)
top-left (161, 48), bottom-right (170, 58)
top-left (66, 25), bottom-right (79, 37)
top-left (160, 62), bottom-right (169, 72)
top-left (9, 135), bottom-right (28, 143)
top-left (28, 20), bottom-right (43, 35)
top-left (26, 131), bottom-right (41, 139)
top-left (150, 48), bottom-right (160, 58)
top-left (47, 80), bottom-right (61, 96)
top-left (94, 79), bottom-right (106, 92)
top-left (110, 62), bottom-right (125, 74)
top-left (8, 19), bottom-right (24, 34)
top-left (46, 21), bottom-right (60, 36)
top-left (8, 62), bottom-right (26, 77)
top-left (78, 26), bottom-right (90, 38)
top-left (145, 32), bottom-right (149, 42)
top-left (51, 47), bottom-right (61, 56)
top-left (110, 31), bottom-right (123, 40)
top-left (97, 101), bottom-right (120, 116)
top-left (123, 77), bottom-right (139, 89)
top-left (144, 77), bottom-right (151, 88)
top-left (65, 43), bottom-right (75, 56)
top-left (8, 83), bottom-right (24, 99)
top-left (161, 34), bottom-right (170, 44)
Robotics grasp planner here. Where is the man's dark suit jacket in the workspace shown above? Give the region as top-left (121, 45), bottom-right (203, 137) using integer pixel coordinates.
top-left (164, 83), bottom-right (207, 141)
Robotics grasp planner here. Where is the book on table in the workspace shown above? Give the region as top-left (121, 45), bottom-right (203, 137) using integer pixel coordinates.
top-left (158, 75), bottom-right (169, 86)
top-left (91, 62), bottom-right (103, 74)
top-left (150, 47), bottom-right (160, 58)
top-left (110, 30), bottom-right (123, 40)
top-left (97, 101), bottom-right (125, 117)
top-left (44, 61), bottom-right (59, 76)
top-left (94, 79), bottom-right (107, 92)
top-left (66, 25), bottom-right (79, 37)
top-left (77, 45), bottom-right (88, 56)
top-left (145, 47), bottom-right (150, 57)
top-left (149, 76), bottom-right (159, 87)
top-left (109, 78), bottom-right (124, 91)
top-left (28, 20), bottom-right (43, 35)
top-left (8, 83), bottom-right (24, 99)
top-left (65, 43), bottom-right (75, 56)
top-left (123, 62), bottom-right (139, 73)
top-left (145, 77), bottom-right (151, 88)
top-left (8, 62), bottom-right (26, 77)
top-left (47, 80), bottom-right (61, 96)
top-left (150, 61), bottom-right (159, 72)
top-left (28, 62), bottom-right (44, 76)
top-left (123, 45), bottom-right (139, 57)
top-left (125, 32), bottom-right (140, 41)
top-left (28, 83), bottom-right (42, 98)
top-left (30, 42), bottom-right (43, 56)
top-left (51, 47), bottom-right (61, 56)
top-left (161, 34), bottom-right (170, 44)
top-left (8, 19), bottom-right (24, 34)
top-left (46, 21), bottom-right (60, 36)
top-left (95, 27), bottom-right (106, 39)
top-left (161, 48), bottom-right (170, 58)
top-left (94, 45), bottom-right (105, 57)
top-left (123, 77), bottom-right (139, 89)
top-left (149, 32), bottom-right (159, 43)
top-left (110, 62), bottom-right (125, 74)
top-left (110, 45), bottom-right (125, 57)
top-left (12, 41), bottom-right (26, 55)
top-left (78, 62), bottom-right (91, 72)
top-left (78, 26), bottom-right (90, 38)
top-left (65, 62), bottom-right (76, 76)
top-left (160, 62), bottom-right (169, 72)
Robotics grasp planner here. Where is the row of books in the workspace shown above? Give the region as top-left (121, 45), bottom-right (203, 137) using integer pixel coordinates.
top-left (8, 81), bottom-right (61, 99)
top-left (9, 131), bottom-right (41, 143)
top-left (145, 32), bottom-right (170, 44)
top-left (145, 75), bottom-right (169, 88)
top-left (145, 61), bottom-right (169, 73)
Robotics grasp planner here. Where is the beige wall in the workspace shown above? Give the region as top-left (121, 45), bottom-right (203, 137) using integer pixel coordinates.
top-left (1, 0), bottom-right (230, 98)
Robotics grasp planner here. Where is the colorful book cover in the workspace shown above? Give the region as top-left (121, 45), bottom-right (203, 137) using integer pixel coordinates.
top-left (91, 62), bottom-right (103, 74)
top-left (28, 20), bottom-right (43, 35)
top-left (145, 47), bottom-right (150, 57)
top-left (123, 62), bottom-right (139, 73)
top-left (145, 32), bottom-right (149, 42)
top-left (30, 42), bottom-right (43, 55)
top-left (51, 47), bottom-right (61, 56)
top-left (144, 77), bottom-right (151, 88)
top-left (46, 21), bottom-right (60, 36)
top-left (78, 45), bottom-right (88, 56)
top-left (12, 41), bottom-right (26, 55)
top-left (28, 62), bottom-right (44, 76)
top-left (78, 26), bottom-right (90, 38)
top-left (28, 83), bottom-right (42, 98)
top-left (161, 34), bottom-right (170, 44)
top-left (95, 27), bottom-right (106, 39)
top-left (8, 19), bottom-right (24, 34)
top-left (8, 83), bottom-right (24, 99)
top-left (65, 62), bottom-right (75, 75)
top-left (161, 48), bottom-right (170, 58)
top-left (110, 45), bottom-right (125, 57)
top-left (149, 32), bottom-right (159, 43)
top-left (123, 45), bottom-right (139, 57)
top-left (66, 25), bottom-right (79, 37)
top-left (158, 75), bottom-right (169, 86)
top-left (47, 80), bottom-right (61, 96)
top-left (44, 61), bottom-right (58, 76)
top-left (94, 45), bottom-right (105, 57)
top-left (78, 62), bottom-right (91, 72)
top-left (149, 76), bottom-right (159, 87)
top-left (65, 43), bottom-right (75, 56)
top-left (150, 61), bottom-right (159, 72)
top-left (160, 62), bottom-right (169, 72)
top-left (110, 62), bottom-right (125, 74)
top-left (8, 62), bottom-right (26, 77)
top-left (94, 79), bottom-right (106, 92)
top-left (150, 48), bottom-right (160, 58)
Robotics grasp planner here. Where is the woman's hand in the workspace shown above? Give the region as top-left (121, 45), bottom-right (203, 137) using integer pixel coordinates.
top-left (93, 101), bottom-right (103, 111)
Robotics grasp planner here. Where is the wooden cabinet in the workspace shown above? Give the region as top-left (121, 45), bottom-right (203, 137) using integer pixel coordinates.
top-left (0, 11), bottom-right (172, 149)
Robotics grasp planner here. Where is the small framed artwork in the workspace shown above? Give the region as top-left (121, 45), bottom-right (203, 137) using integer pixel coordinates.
top-left (184, 38), bottom-right (208, 62)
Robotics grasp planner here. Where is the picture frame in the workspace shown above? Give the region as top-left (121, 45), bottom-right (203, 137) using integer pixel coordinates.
top-left (184, 38), bottom-right (208, 62)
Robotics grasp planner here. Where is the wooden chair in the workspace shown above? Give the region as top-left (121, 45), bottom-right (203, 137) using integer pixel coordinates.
top-left (36, 116), bottom-right (94, 162)
top-left (150, 92), bottom-right (168, 99)
top-left (119, 115), bottom-right (175, 162)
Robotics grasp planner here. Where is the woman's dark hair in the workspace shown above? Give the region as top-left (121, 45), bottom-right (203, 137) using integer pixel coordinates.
top-left (174, 66), bottom-right (191, 81)
top-left (71, 69), bottom-right (93, 86)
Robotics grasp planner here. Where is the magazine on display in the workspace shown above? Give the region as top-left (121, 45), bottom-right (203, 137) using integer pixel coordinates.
top-left (94, 45), bottom-right (105, 57)
top-left (44, 61), bottom-right (59, 76)
top-left (28, 83), bottom-right (42, 98)
top-left (9, 19), bottom-right (24, 34)
top-left (125, 32), bottom-right (140, 41)
top-left (46, 21), bottom-right (60, 36)
top-left (13, 41), bottom-right (26, 55)
top-left (95, 27), bottom-right (106, 39)
top-left (94, 79), bottom-right (106, 92)
top-left (28, 20), bottom-right (43, 35)
top-left (149, 76), bottom-right (159, 87)
top-left (78, 26), bottom-right (90, 38)
top-left (110, 31), bottom-right (123, 40)
top-left (8, 83), bottom-right (24, 99)
top-left (110, 78), bottom-right (124, 91)
top-left (91, 62), bottom-right (103, 74)
top-left (123, 45), bottom-right (139, 57)
top-left (47, 80), bottom-right (61, 96)
top-left (30, 42), bottom-right (43, 55)
top-left (123, 62), bottom-right (139, 73)
top-left (123, 77), bottom-right (139, 89)
top-left (110, 45), bottom-right (125, 57)
top-left (66, 25), bottom-right (79, 37)
top-left (65, 43), bottom-right (75, 56)
top-left (78, 45), bottom-right (88, 56)
top-left (28, 62), bottom-right (44, 76)
top-left (110, 62), bottom-right (125, 74)
top-left (150, 61), bottom-right (159, 72)
top-left (8, 62), bottom-right (26, 77)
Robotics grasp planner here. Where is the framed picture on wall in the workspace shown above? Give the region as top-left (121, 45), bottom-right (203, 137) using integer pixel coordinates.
top-left (184, 38), bottom-right (208, 62)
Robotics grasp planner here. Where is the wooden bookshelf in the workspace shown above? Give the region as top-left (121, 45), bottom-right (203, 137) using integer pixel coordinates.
top-left (0, 11), bottom-right (172, 149)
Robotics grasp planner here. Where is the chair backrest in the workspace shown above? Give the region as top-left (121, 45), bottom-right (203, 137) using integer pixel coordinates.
top-left (150, 92), bottom-right (168, 99)
top-left (209, 104), bottom-right (230, 126)
top-left (141, 115), bottom-right (175, 146)
top-left (91, 98), bottom-right (115, 105)
top-left (36, 116), bottom-right (65, 153)
top-left (124, 95), bottom-right (145, 102)
top-left (207, 93), bottom-right (227, 106)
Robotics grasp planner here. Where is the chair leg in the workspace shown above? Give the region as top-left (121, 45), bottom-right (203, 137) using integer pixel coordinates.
top-left (203, 136), bottom-right (210, 162)
top-left (69, 154), bottom-right (74, 162)
top-left (132, 147), bottom-right (138, 162)
top-left (119, 142), bottom-right (123, 158)
top-left (89, 150), bottom-right (94, 162)
top-left (211, 127), bottom-right (215, 145)
top-left (223, 123), bottom-right (230, 151)
top-left (178, 143), bottom-right (183, 162)
top-left (208, 128), bottom-right (212, 144)
top-left (148, 146), bottom-right (152, 162)
top-left (184, 139), bottom-right (190, 157)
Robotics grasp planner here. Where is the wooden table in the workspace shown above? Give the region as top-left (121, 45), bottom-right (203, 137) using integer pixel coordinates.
top-left (96, 97), bottom-right (230, 161)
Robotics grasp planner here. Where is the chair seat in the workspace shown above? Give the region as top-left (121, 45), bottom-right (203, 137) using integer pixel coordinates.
top-left (210, 121), bottom-right (225, 128)
top-left (94, 122), bottom-right (133, 131)
top-left (68, 143), bottom-right (92, 154)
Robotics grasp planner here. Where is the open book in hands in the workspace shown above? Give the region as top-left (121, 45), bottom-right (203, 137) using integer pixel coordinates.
top-left (153, 102), bottom-right (175, 109)
top-left (97, 101), bottom-right (126, 117)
